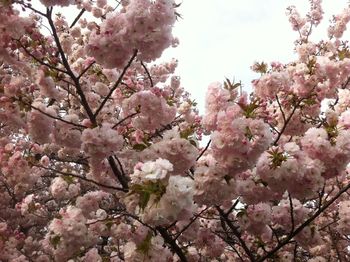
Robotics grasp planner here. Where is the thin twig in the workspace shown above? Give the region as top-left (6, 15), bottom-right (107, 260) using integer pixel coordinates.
top-left (17, 40), bottom-right (68, 74)
top-left (217, 206), bottom-right (256, 262)
top-left (21, 100), bottom-right (86, 129)
top-left (38, 165), bottom-right (127, 192)
top-left (20, 2), bottom-right (46, 16)
top-left (174, 207), bottom-right (209, 240)
top-left (140, 61), bottom-right (154, 87)
top-left (94, 50), bottom-right (138, 119)
top-left (70, 8), bottom-right (86, 28)
top-left (288, 192), bottom-right (295, 236)
top-left (112, 112), bottom-right (139, 129)
top-left (276, 95), bottom-right (286, 123)
top-left (257, 181), bottom-right (350, 262)
top-left (225, 198), bottom-right (240, 216)
top-left (196, 139), bottom-right (211, 161)
top-left (108, 156), bottom-right (129, 190)
top-left (273, 101), bottom-right (300, 145)
top-left (46, 7), bottom-right (96, 124)
top-left (156, 226), bottom-right (188, 262)
top-left (78, 61), bottom-right (96, 79)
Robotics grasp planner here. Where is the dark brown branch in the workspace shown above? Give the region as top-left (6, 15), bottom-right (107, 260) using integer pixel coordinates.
top-left (38, 165), bottom-right (127, 192)
top-left (17, 40), bottom-right (68, 74)
top-left (196, 139), bottom-right (211, 161)
top-left (157, 226), bottom-right (188, 262)
top-left (257, 181), bottom-right (350, 262)
top-left (19, 1), bottom-right (46, 16)
top-left (0, 180), bottom-right (17, 205)
top-left (46, 8), bottom-right (96, 125)
top-left (45, 153), bottom-right (88, 166)
top-left (70, 8), bottom-right (86, 28)
top-left (276, 95), bottom-right (286, 123)
top-left (329, 227), bottom-right (343, 262)
top-left (341, 76), bottom-right (350, 89)
top-left (114, 156), bottom-right (126, 177)
top-left (216, 206), bottom-right (256, 262)
top-left (20, 99), bottom-right (86, 129)
top-left (112, 112), bottom-right (139, 129)
top-left (119, 212), bottom-right (156, 234)
top-left (78, 61), bottom-right (96, 79)
top-left (273, 101), bottom-right (300, 145)
top-left (108, 156), bottom-right (129, 190)
top-left (174, 207), bottom-right (209, 240)
top-left (140, 61), bottom-right (154, 87)
top-left (269, 225), bottom-right (281, 245)
top-left (94, 50), bottom-right (138, 119)
top-left (225, 198), bottom-right (240, 216)
top-left (318, 218), bottom-right (339, 232)
top-left (288, 192), bottom-right (295, 235)
top-left (214, 231), bottom-right (244, 261)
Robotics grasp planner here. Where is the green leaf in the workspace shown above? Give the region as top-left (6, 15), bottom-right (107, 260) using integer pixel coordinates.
top-left (236, 210), bottom-right (246, 218)
top-left (303, 98), bottom-right (316, 106)
top-left (62, 175), bottom-right (75, 185)
top-left (338, 48), bottom-right (350, 60)
top-left (167, 99), bottom-right (174, 106)
top-left (307, 58), bottom-right (316, 74)
top-left (252, 62), bottom-right (268, 74)
top-left (136, 232), bottom-right (153, 254)
top-left (105, 220), bottom-right (114, 230)
top-left (324, 122), bottom-right (338, 146)
top-left (139, 192), bottom-right (151, 211)
top-left (254, 237), bottom-right (266, 247)
top-left (224, 77), bottom-right (241, 91)
top-left (189, 139), bottom-right (197, 147)
top-left (240, 99), bottom-right (260, 118)
top-left (180, 128), bottom-right (193, 139)
top-left (268, 148), bottom-right (288, 169)
top-left (130, 181), bottom-right (167, 211)
top-left (133, 143), bottom-right (148, 151)
top-left (27, 201), bottom-right (37, 213)
top-left (244, 126), bottom-right (254, 141)
top-left (102, 256), bottom-right (111, 262)
top-left (50, 235), bottom-right (61, 249)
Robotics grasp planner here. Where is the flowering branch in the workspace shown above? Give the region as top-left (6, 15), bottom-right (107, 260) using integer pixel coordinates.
top-left (93, 50), bottom-right (138, 119)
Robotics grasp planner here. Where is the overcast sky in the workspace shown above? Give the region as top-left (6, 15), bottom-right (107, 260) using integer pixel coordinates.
top-left (161, 0), bottom-right (350, 111)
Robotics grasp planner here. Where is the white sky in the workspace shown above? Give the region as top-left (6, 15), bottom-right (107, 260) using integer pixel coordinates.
top-left (161, 0), bottom-right (350, 112)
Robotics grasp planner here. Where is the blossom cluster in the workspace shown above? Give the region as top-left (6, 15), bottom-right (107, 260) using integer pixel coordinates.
top-left (127, 158), bottom-right (195, 225)
top-left (87, 0), bottom-right (177, 68)
top-left (1, 0), bottom-right (350, 261)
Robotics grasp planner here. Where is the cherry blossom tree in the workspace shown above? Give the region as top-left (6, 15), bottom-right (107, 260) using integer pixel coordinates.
top-left (1, 0), bottom-right (350, 261)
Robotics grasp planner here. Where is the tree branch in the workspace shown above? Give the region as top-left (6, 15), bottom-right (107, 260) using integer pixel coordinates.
top-left (94, 50), bottom-right (138, 119)
top-left (108, 156), bottom-right (129, 190)
top-left (38, 165), bottom-right (127, 192)
top-left (46, 7), bottom-right (96, 125)
top-left (257, 181), bottom-right (350, 261)
top-left (156, 226), bottom-right (188, 262)
top-left (217, 206), bottom-right (256, 262)
top-left (70, 8), bottom-right (86, 28)
top-left (140, 61), bottom-right (154, 87)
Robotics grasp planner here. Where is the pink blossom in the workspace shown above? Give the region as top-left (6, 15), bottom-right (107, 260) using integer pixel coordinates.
top-left (87, 0), bottom-right (176, 69)
top-left (122, 90), bottom-right (176, 131)
top-left (81, 124), bottom-right (123, 160)
top-left (39, 0), bottom-right (75, 7)
top-left (27, 102), bottom-right (55, 144)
